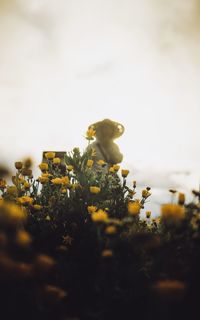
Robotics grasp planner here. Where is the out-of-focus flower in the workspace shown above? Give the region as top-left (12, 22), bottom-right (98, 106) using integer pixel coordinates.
top-left (178, 193), bottom-right (185, 205)
top-left (0, 165), bottom-right (9, 178)
top-left (15, 162), bottom-right (23, 170)
top-left (91, 209), bottom-right (108, 222)
top-left (121, 169), bottom-right (129, 178)
top-left (128, 201), bottom-right (141, 216)
top-left (39, 163), bottom-right (48, 172)
top-left (53, 157), bottom-right (61, 165)
top-left (34, 254), bottom-right (56, 273)
top-left (105, 225), bottom-right (117, 234)
top-left (90, 186), bottom-right (101, 194)
top-left (22, 168), bottom-right (32, 177)
top-left (15, 230), bottom-right (32, 247)
top-left (87, 206), bottom-right (97, 214)
top-left (17, 196), bottom-right (34, 206)
top-left (152, 279), bottom-right (186, 300)
top-left (161, 204), bottom-right (185, 222)
top-left (101, 249), bottom-right (113, 257)
top-left (24, 158), bottom-right (33, 169)
top-left (0, 202), bottom-right (27, 225)
top-left (87, 159), bottom-right (94, 168)
top-left (45, 152), bottom-right (56, 159)
top-left (43, 285), bottom-right (67, 302)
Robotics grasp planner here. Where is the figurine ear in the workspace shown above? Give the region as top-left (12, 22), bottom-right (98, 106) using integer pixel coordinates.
top-left (115, 123), bottom-right (125, 138)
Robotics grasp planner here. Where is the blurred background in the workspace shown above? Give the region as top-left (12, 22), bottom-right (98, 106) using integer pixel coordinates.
top-left (0, 0), bottom-right (200, 214)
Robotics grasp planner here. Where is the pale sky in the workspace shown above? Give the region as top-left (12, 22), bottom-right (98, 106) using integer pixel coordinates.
top-left (0, 0), bottom-right (200, 214)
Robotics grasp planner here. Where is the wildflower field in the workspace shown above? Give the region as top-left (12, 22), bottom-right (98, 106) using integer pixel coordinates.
top-left (0, 132), bottom-right (200, 320)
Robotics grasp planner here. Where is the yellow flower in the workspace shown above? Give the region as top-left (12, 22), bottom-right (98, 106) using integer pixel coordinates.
top-left (161, 204), bottom-right (185, 222)
top-left (24, 182), bottom-right (31, 189)
top-left (7, 186), bottom-right (18, 196)
top-left (61, 188), bottom-right (67, 194)
top-left (97, 159), bottom-right (106, 166)
top-left (51, 176), bottom-right (69, 186)
top-left (39, 162), bottom-right (48, 172)
top-left (42, 173), bottom-right (52, 178)
top-left (15, 162), bottom-right (23, 170)
top-left (61, 176), bottom-right (70, 185)
top-left (39, 176), bottom-right (49, 184)
top-left (51, 178), bottom-right (62, 185)
top-left (91, 209), bottom-right (108, 222)
top-left (86, 159), bottom-right (94, 168)
top-left (86, 127), bottom-right (96, 140)
top-left (33, 204), bottom-right (42, 211)
top-left (127, 201), bottom-right (141, 216)
top-left (87, 206), bottom-right (97, 214)
top-left (142, 189), bottom-right (151, 199)
top-left (146, 211), bottom-right (151, 219)
top-left (105, 225), bottom-right (117, 234)
top-left (178, 193), bottom-right (185, 205)
top-left (15, 230), bottom-right (32, 247)
top-left (113, 164), bottom-right (120, 171)
top-left (17, 196), bottom-right (34, 206)
top-left (45, 152), bottom-right (56, 160)
top-left (121, 169), bottom-right (129, 178)
top-left (101, 249), bottom-right (113, 257)
top-left (109, 167), bottom-right (115, 173)
top-left (19, 177), bottom-right (26, 184)
top-left (53, 157), bottom-right (61, 165)
top-left (90, 186), bottom-right (101, 194)
top-left (67, 165), bottom-right (74, 171)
